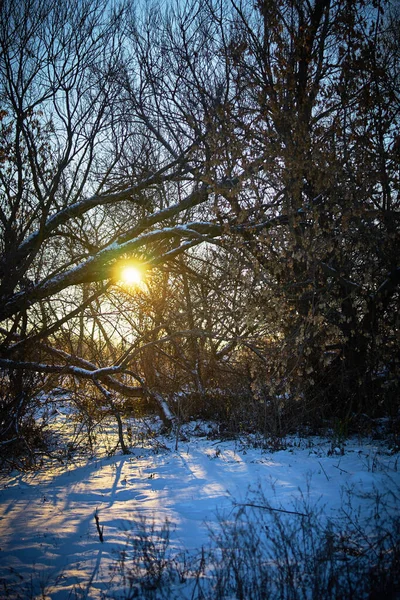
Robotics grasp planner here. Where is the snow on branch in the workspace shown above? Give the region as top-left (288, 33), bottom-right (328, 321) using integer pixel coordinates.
top-left (0, 358), bottom-right (119, 378)
top-left (0, 358), bottom-right (144, 398)
top-left (13, 156), bottom-right (191, 265)
top-left (114, 185), bottom-right (210, 246)
top-left (1, 221), bottom-right (221, 321)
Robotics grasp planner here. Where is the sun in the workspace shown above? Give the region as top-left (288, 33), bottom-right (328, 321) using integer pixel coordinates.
top-left (120, 265), bottom-right (143, 285)
top-left (114, 259), bottom-right (146, 289)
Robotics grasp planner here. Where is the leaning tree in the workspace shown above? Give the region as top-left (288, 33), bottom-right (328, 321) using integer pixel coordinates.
top-left (0, 0), bottom-right (230, 455)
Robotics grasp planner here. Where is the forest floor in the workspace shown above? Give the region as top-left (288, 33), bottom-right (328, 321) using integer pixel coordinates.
top-left (0, 407), bottom-right (399, 599)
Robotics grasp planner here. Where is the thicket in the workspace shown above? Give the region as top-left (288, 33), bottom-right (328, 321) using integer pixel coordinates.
top-left (0, 0), bottom-right (399, 462)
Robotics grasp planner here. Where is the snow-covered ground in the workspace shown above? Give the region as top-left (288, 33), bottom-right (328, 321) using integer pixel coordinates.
top-left (0, 416), bottom-right (399, 599)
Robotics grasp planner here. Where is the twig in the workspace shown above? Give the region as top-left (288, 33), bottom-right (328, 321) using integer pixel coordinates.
top-left (94, 508), bottom-right (104, 542)
top-left (318, 461), bottom-right (330, 481)
top-left (333, 464), bottom-right (349, 474)
top-left (234, 502), bottom-right (308, 517)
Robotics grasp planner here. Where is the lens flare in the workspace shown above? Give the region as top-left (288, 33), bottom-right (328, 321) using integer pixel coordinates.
top-left (120, 265), bottom-right (143, 285)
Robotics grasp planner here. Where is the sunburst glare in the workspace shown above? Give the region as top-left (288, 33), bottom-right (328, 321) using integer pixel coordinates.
top-left (115, 261), bottom-right (146, 288)
top-left (120, 265), bottom-right (143, 285)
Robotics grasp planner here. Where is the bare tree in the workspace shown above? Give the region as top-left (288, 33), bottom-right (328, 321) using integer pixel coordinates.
top-left (0, 0), bottom-right (229, 454)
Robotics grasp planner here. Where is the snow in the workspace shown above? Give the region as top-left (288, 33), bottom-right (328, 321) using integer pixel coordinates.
top-left (0, 417), bottom-right (399, 599)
